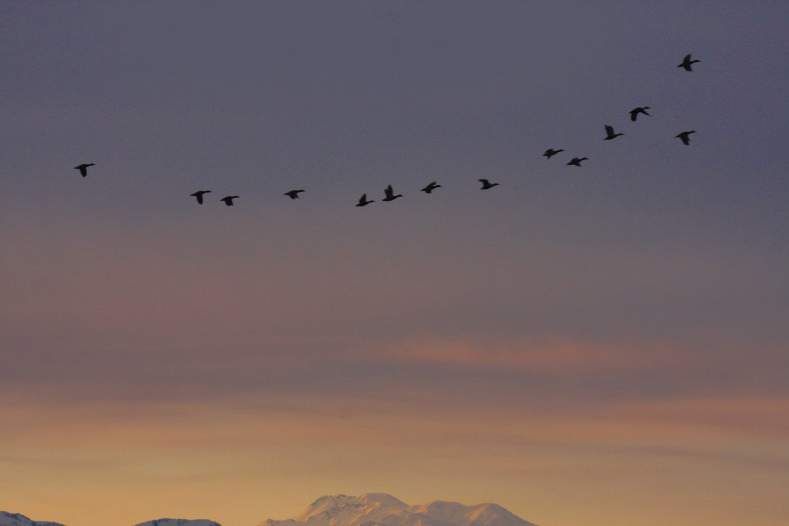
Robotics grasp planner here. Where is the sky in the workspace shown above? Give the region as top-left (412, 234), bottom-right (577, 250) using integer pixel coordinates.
top-left (1, 1), bottom-right (787, 525)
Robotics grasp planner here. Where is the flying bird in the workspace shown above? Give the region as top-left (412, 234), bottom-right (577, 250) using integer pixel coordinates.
top-left (604, 125), bottom-right (624, 140)
top-left (284, 189), bottom-right (305, 199)
top-left (74, 163), bottom-right (95, 177)
top-left (190, 190), bottom-right (211, 204)
top-left (220, 195), bottom-right (239, 206)
top-left (543, 148), bottom-right (564, 159)
top-left (629, 106), bottom-right (651, 121)
top-left (677, 53), bottom-right (700, 71)
top-left (478, 178), bottom-right (499, 190)
top-left (421, 181), bottom-right (442, 194)
top-left (567, 157), bottom-right (588, 166)
top-left (356, 193), bottom-right (374, 207)
top-left (382, 185), bottom-right (403, 202)
top-left (675, 130), bottom-right (696, 145)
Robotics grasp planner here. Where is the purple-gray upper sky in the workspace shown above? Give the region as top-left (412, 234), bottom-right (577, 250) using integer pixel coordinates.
top-left (3, 0), bottom-right (787, 397)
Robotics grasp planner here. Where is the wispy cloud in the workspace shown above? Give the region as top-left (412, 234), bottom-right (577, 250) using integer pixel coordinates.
top-left (381, 337), bottom-right (684, 373)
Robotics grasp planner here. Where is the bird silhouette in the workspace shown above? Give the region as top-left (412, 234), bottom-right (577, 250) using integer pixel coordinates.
top-left (421, 182), bottom-right (442, 194)
top-left (478, 178), bottom-right (499, 190)
top-left (190, 190), bottom-right (211, 204)
top-left (74, 163), bottom-right (95, 177)
top-left (382, 185), bottom-right (402, 202)
top-left (675, 130), bottom-right (696, 145)
top-left (629, 106), bottom-right (651, 121)
top-left (604, 125), bottom-right (624, 140)
top-left (567, 157), bottom-right (588, 166)
top-left (284, 189), bottom-right (305, 199)
top-left (677, 54), bottom-right (700, 71)
top-left (220, 195), bottom-right (239, 206)
top-left (543, 148), bottom-right (564, 159)
top-left (356, 193), bottom-right (374, 207)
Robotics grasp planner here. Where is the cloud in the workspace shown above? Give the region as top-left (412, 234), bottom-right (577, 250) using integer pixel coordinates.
top-left (381, 337), bottom-right (683, 374)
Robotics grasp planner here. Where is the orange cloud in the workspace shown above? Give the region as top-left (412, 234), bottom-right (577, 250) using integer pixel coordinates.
top-left (382, 337), bottom-right (685, 373)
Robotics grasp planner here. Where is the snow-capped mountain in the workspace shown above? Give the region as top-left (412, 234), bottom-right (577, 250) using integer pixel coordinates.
top-left (5, 494), bottom-right (534, 526)
top-left (134, 520), bottom-right (221, 526)
top-left (261, 493), bottom-right (537, 526)
top-left (0, 511), bottom-right (64, 526)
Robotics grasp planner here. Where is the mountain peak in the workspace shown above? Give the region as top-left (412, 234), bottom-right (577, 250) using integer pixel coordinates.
top-left (290, 493), bottom-right (405, 523)
top-left (263, 494), bottom-right (537, 526)
top-left (357, 494), bottom-right (408, 508)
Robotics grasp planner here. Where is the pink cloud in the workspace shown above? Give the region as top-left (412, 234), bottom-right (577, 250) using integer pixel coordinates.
top-left (382, 337), bottom-right (685, 374)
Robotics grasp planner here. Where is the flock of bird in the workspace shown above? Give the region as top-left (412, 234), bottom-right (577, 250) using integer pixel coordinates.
top-left (73, 53), bottom-right (701, 207)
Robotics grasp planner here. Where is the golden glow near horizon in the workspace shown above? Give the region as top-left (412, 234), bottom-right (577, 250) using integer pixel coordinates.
top-left (2, 387), bottom-right (787, 526)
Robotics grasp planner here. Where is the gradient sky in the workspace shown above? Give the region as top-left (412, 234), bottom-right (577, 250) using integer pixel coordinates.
top-left (1, 1), bottom-right (788, 525)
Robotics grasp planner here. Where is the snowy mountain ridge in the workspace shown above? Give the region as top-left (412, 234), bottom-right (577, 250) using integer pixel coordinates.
top-left (3, 493), bottom-right (536, 526)
top-left (262, 493), bottom-right (537, 526)
top-left (0, 513), bottom-right (217, 526)
top-left (0, 511), bottom-right (64, 526)
top-left (134, 520), bottom-right (221, 526)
